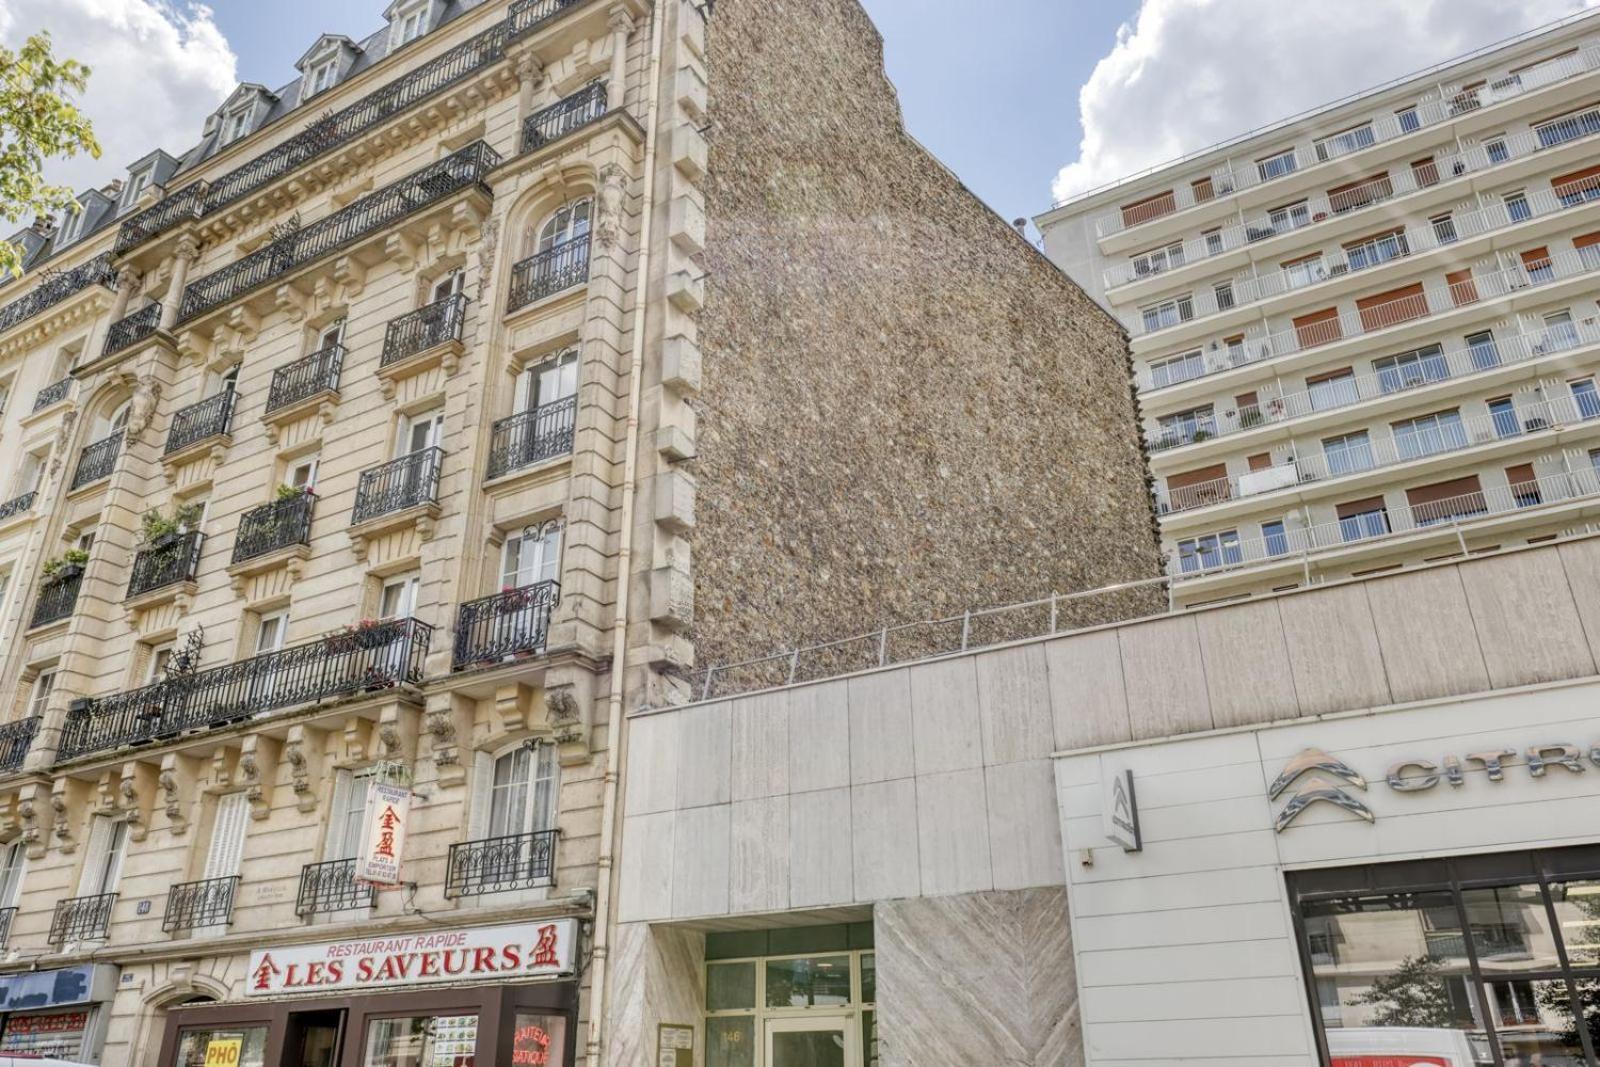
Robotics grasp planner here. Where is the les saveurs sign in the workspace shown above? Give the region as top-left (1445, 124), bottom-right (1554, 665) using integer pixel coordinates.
top-left (246, 919), bottom-right (577, 997)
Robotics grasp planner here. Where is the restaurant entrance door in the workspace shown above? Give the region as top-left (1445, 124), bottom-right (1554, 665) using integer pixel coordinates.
top-left (765, 1016), bottom-right (856, 1067)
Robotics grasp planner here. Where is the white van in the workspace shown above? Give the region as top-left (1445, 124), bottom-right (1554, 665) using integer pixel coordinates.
top-left (1326, 1026), bottom-right (1482, 1066)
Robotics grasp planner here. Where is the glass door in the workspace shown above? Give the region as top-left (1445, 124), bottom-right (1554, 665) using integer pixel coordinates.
top-left (765, 1017), bottom-right (854, 1067)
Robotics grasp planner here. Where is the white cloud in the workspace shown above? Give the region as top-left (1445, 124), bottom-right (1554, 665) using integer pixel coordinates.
top-left (1052, 0), bottom-right (1600, 204)
top-left (0, 0), bottom-right (237, 196)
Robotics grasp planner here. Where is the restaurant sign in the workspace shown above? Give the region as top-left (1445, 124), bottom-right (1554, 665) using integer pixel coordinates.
top-left (356, 781), bottom-right (412, 885)
top-left (246, 919), bottom-right (578, 997)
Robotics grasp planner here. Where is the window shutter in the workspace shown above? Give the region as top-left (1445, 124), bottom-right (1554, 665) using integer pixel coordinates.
top-left (1166, 463), bottom-right (1228, 491)
top-left (1520, 247), bottom-right (1551, 271)
top-left (77, 817), bottom-right (114, 895)
top-left (202, 793), bottom-right (251, 880)
top-left (326, 771), bottom-right (353, 860)
top-left (467, 751), bottom-right (492, 842)
top-left (1336, 497), bottom-right (1387, 520)
top-left (531, 743), bottom-right (560, 832)
top-left (1574, 232), bottom-right (1600, 251)
top-left (1405, 476), bottom-right (1484, 510)
top-left (1247, 453), bottom-right (1273, 472)
top-left (1505, 464), bottom-right (1537, 488)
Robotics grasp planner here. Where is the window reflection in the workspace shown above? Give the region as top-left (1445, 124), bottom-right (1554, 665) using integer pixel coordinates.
top-left (1553, 884), bottom-right (1600, 967)
top-left (1463, 886), bottom-right (1556, 973)
top-left (1491, 979), bottom-right (1587, 1065)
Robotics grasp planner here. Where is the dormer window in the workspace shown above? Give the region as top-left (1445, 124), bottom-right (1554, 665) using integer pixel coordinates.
top-left (307, 58), bottom-right (338, 97)
top-left (56, 205), bottom-right (85, 246)
top-left (223, 109), bottom-right (252, 146)
top-left (123, 170), bottom-right (151, 210)
top-left (394, 5), bottom-right (427, 46)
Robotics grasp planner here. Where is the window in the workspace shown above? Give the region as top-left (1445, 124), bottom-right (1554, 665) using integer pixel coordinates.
top-left (286, 455), bottom-right (319, 492)
top-left (1504, 191), bottom-right (1531, 223)
top-left (144, 643), bottom-right (174, 685)
top-left (1337, 500), bottom-right (1390, 542)
top-left (1488, 397), bottom-right (1519, 439)
top-left (1268, 201), bottom-right (1311, 233)
top-left (1140, 296), bottom-right (1193, 332)
top-left (1148, 350), bottom-right (1204, 389)
top-left (707, 943), bottom-right (877, 1067)
top-left (306, 59), bottom-right (338, 98)
top-left (316, 318), bottom-right (345, 352)
top-left (327, 769), bottom-right (375, 861)
top-left (0, 839), bottom-right (25, 910)
top-left (1191, 176), bottom-right (1215, 203)
top-left (485, 743), bottom-right (559, 839)
top-left (365, 1014), bottom-right (479, 1067)
top-left (502, 523), bottom-right (561, 590)
top-left (255, 611), bottom-right (287, 655)
top-left (532, 199), bottom-right (593, 257)
top-left (394, 6), bottom-right (428, 46)
top-left (1485, 136), bottom-right (1509, 164)
top-left (1156, 407), bottom-right (1216, 448)
top-left (1524, 247), bottom-right (1554, 284)
top-left (516, 349), bottom-right (579, 413)
top-left (1542, 311), bottom-right (1580, 353)
top-left (1373, 344), bottom-right (1448, 393)
top-left (378, 573), bottom-right (421, 621)
top-left (398, 408), bottom-right (444, 457)
top-left (201, 793), bottom-right (251, 883)
top-left (55, 204), bottom-right (84, 246)
top-left (1323, 431), bottom-right (1374, 475)
top-left (1203, 228), bottom-right (1224, 256)
top-left (222, 109), bottom-right (252, 146)
top-left (1307, 370), bottom-right (1359, 411)
top-left (1392, 410), bottom-right (1467, 460)
top-left (1579, 233), bottom-right (1600, 271)
top-left (27, 671), bottom-right (54, 719)
top-left (1572, 378), bottom-right (1600, 421)
top-left (1430, 213), bottom-right (1458, 245)
top-left (430, 269), bottom-right (465, 304)
top-left (1509, 464), bottom-right (1542, 508)
top-left (1213, 281), bottom-right (1235, 311)
top-left (1256, 149), bottom-right (1298, 182)
top-left (1282, 255), bottom-right (1325, 290)
top-left (1314, 123), bottom-right (1375, 162)
top-left (1176, 531), bottom-right (1241, 573)
top-left (1344, 230), bottom-right (1409, 272)
top-left (1466, 330), bottom-right (1500, 370)
top-left (79, 815), bottom-right (129, 897)
top-left (1130, 242), bottom-right (1185, 278)
top-left (1262, 520), bottom-right (1289, 556)
top-left (123, 170), bottom-right (151, 210)
top-left (1395, 106), bottom-right (1420, 133)
top-left (1536, 107), bottom-right (1600, 148)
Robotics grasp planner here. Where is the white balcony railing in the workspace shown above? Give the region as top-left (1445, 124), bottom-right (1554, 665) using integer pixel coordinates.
top-left (1148, 319), bottom-right (1600, 452)
top-left (1093, 43), bottom-right (1600, 239)
top-left (1130, 173), bottom-right (1600, 336)
top-left (1156, 392), bottom-right (1599, 515)
top-left (1168, 466), bottom-right (1600, 578)
top-left (1139, 247), bottom-right (1600, 391)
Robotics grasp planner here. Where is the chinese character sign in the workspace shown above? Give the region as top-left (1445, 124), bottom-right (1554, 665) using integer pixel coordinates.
top-left (357, 782), bottom-right (412, 884)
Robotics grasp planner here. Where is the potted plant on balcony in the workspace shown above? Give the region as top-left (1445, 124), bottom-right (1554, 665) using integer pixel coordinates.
top-left (276, 482), bottom-right (314, 501)
top-left (328, 617), bottom-right (395, 655)
top-left (139, 502), bottom-right (204, 549)
top-left (42, 548), bottom-right (90, 583)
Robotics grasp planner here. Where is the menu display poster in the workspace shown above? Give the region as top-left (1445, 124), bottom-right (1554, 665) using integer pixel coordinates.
top-left (656, 1024), bottom-right (693, 1067)
top-left (0, 1009), bottom-right (91, 1059)
top-left (203, 1036), bottom-right (244, 1066)
top-left (427, 1014), bottom-right (478, 1067)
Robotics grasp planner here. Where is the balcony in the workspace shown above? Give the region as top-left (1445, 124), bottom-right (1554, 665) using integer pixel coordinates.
top-left (0, 252), bottom-right (116, 338)
top-left (102, 302), bottom-right (162, 358)
top-left (508, 237), bottom-right (591, 313)
top-left (1129, 173), bottom-right (1600, 331)
top-left (56, 618), bottom-right (433, 762)
top-left (1147, 322), bottom-right (1600, 451)
top-left (452, 580), bottom-right (559, 669)
top-left (31, 570), bottom-right (82, 629)
top-left (48, 892), bottom-right (116, 946)
top-left (1158, 394), bottom-right (1593, 515)
top-left (1140, 250), bottom-right (1600, 391)
top-left (521, 81), bottom-right (608, 153)
top-left (353, 447), bottom-right (442, 526)
top-left (380, 293), bottom-right (466, 370)
top-left (166, 390), bottom-right (237, 455)
top-left (1170, 467), bottom-right (1600, 580)
top-left (0, 716), bottom-right (40, 775)
top-left (31, 377), bottom-right (71, 413)
top-left (176, 142), bottom-right (501, 325)
top-left (266, 344), bottom-right (344, 416)
top-left (1090, 43), bottom-right (1600, 239)
top-left (163, 875), bottom-right (238, 933)
top-left (485, 396), bottom-right (577, 478)
top-left (70, 430), bottom-right (123, 490)
top-left (127, 531), bottom-right (205, 600)
top-left (444, 829), bottom-right (559, 897)
top-left (114, 0), bottom-right (584, 255)
top-left (0, 491), bottom-right (35, 524)
top-left (233, 493), bottom-right (315, 565)
top-left (296, 858), bottom-right (375, 916)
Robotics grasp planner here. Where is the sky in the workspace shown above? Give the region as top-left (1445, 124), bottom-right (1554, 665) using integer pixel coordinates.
top-left (3, 0), bottom-right (1599, 234)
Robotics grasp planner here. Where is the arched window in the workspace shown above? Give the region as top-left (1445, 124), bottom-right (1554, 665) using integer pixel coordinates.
top-left (486, 742), bottom-right (559, 838)
top-left (527, 199), bottom-right (592, 258)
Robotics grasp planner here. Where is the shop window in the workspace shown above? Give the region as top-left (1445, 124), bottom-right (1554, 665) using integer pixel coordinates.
top-left (173, 1025), bottom-right (269, 1067)
top-left (1, 1008), bottom-right (102, 1060)
top-left (512, 1014), bottom-right (570, 1067)
top-left (363, 1014), bottom-right (479, 1066)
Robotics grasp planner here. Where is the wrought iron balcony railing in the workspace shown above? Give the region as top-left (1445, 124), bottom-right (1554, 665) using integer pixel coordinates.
top-left (445, 828), bottom-right (559, 897)
top-left (0, 716), bottom-right (40, 775)
top-left (486, 396), bottom-right (577, 479)
top-left (0, 491), bottom-right (35, 524)
top-left (163, 875), bottom-right (238, 932)
top-left (114, 0), bottom-right (582, 255)
top-left (57, 618), bottom-right (433, 762)
top-left (453, 580), bottom-right (559, 669)
top-left (102, 302), bottom-right (162, 357)
top-left (353, 447), bottom-right (442, 525)
top-left (381, 293), bottom-right (466, 368)
top-left (507, 236), bottom-right (590, 312)
top-left (71, 430), bottom-right (124, 490)
top-left (0, 253), bottom-right (116, 338)
top-left (233, 492), bottom-right (315, 564)
top-left (266, 344), bottom-right (344, 415)
top-left (31, 570), bottom-right (82, 629)
top-left (0, 907), bottom-right (13, 950)
top-left (127, 531), bottom-right (205, 599)
top-left (32, 377), bottom-right (71, 412)
top-left (521, 81), bottom-right (607, 153)
top-left (166, 390), bottom-right (237, 454)
top-left (296, 858), bottom-right (375, 915)
top-left (177, 143), bottom-right (501, 324)
top-left (49, 892), bottom-right (116, 946)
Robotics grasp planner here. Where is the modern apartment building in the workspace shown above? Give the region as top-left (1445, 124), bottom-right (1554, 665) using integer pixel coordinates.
top-left (0, 0), bottom-right (1157, 1064)
top-left (1036, 10), bottom-right (1600, 608)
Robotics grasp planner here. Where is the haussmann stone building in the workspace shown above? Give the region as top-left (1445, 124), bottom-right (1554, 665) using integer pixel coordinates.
top-left (0, 0), bottom-right (1158, 1064)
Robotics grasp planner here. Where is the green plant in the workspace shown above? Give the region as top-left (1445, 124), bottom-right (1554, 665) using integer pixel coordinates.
top-left (63, 547), bottom-right (88, 566)
top-left (42, 546), bottom-right (89, 578)
top-left (139, 503), bottom-right (204, 545)
top-left (276, 483), bottom-right (311, 501)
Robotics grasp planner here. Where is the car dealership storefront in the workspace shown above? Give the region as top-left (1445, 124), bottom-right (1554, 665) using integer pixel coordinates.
top-left (155, 919), bottom-right (582, 1067)
top-left (1055, 678), bottom-right (1600, 1066)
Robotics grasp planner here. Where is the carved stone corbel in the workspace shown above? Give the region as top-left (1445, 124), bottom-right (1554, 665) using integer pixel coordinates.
top-left (51, 777), bottom-right (89, 853)
top-left (210, 746), bottom-right (241, 790)
top-left (19, 783), bottom-right (49, 858)
top-left (377, 701), bottom-right (419, 763)
top-left (284, 724), bottom-right (326, 814)
top-left (119, 761), bottom-right (159, 842)
top-left (494, 683), bottom-right (535, 737)
top-left (239, 734), bottom-right (281, 820)
top-left (447, 201), bottom-right (488, 254)
top-left (544, 667), bottom-right (595, 763)
top-left (424, 692), bottom-right (474, 788)
top-left (385, 233), bottom-right (421, 273)
top-left (159, 751), bottom-right (200, 836)
top-left (274, 284), bottom-right (309, 324)
top-left (332, 256), bottom-right (366, 301)
top-left (342, 718), bottom-right (377, 764)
